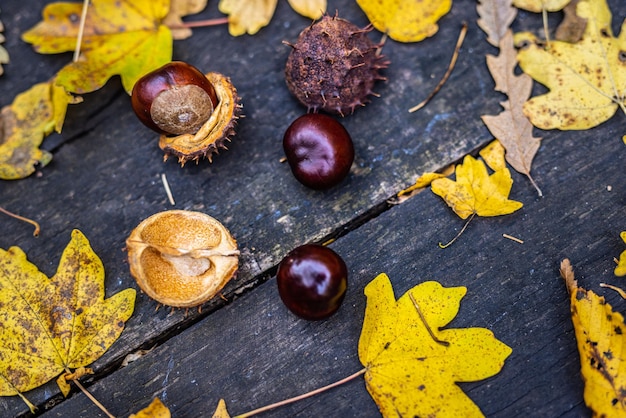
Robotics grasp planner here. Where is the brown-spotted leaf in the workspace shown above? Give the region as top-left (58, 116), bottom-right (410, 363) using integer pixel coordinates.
top-left (560, 259), bottom-right (626, 416)
top-left (515, 0), bottom-right (626, 130)
top-left (22, 0), bottom-right (173, 94)
top-left (616, 232), bottom-right (626, 277)
top-left (0, 230), bottom-right (136, 405)
top-left (0, 81), bottom-right (79, 180)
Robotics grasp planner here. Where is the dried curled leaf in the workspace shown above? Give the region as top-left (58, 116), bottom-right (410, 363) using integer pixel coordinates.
top-left (616, 231), bottom-right (626, 277)
top-left (515, 0), bottom-right (625, 130)
top-left (22, 0), bottom-right (173, 94)
top-left (126, 210), bottom-right (239, 308)
top-left (359, 273), bottom-right (512, 416)
top-left (560, 259), bottom-right (626, 416)
top-left (158, 72), bottom-right (241, 165)
top-left (481, 31), bottom-right (542, 195)
top-left (0, 81), bottom-right (80, 180)
top-left (0, 230), bottom-right (136, 410)
top-left (356, 0), bottom-right (452, 42)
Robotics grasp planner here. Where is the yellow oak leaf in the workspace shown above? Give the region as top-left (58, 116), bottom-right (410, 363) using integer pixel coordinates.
top-left (130, 398), bottom-right (172, 418)
top-left (218, 0), bottom-right (325, 36)
top-left (514, 0), bottom-right (626, 130)
top-left (22, 0), bottom-right (173, 94)
top-left (0, 80), bottom-right (80, 180)
top-left (431, 153), bottom-right (523, 220)
top-left (616, 231), bottom-right (626, 277)
top-left (513, 0), bottom-right (570, 12)
top-left (560, 259), bottom-right (626, 416)
top-left (359, 273), bottom-right (512, 417)
top-left (356, 0), bottom-right (452, 42)
top-left (0, 230), bottom-right (136, 410)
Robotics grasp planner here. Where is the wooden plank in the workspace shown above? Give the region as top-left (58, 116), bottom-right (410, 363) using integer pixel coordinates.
top-left (0, 0), bottom-right (624, 415)
top-left (38, 114), bottom-right (626, 416)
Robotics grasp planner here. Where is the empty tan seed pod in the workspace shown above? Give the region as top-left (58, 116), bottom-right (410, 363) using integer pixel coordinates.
top-left (126, 210), bottom-right (239, 308)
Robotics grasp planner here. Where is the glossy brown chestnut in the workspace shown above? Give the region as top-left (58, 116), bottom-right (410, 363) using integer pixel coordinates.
top-left (276, 244), bottom-right (348, 320)
top-left (283, 114), bottom-right (354, 190)
top-left (131, 61), bottom-right (219, 136)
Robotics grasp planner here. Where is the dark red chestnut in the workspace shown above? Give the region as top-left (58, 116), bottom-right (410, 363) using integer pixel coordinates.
top-left (276, 244), bottom-right (348, 320)
top-left (283, 114), bottom-right (354, 189)
top-left (131, 61), bottom-right (219, 135)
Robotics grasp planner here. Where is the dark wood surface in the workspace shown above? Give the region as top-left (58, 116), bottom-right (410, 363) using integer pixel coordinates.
top-left (1, 0), bottom-right (625, 417)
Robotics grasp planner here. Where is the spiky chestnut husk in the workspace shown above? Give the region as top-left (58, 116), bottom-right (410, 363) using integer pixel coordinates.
top-left (285, 14), bottom-right (389, 116)
top-left (159, 72), bottom-right (242, 165)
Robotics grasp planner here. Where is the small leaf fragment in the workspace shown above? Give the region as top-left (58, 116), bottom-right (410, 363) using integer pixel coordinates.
top-left (218, 0), bottom-right (277, 36)
top-left (163, 0), bottom-right (208, 40)
top-left (211, 399), bottom-right (231, 418)
top-left (616, 231), bottom-right (626, 277)
top-left (513, 0), bottom-right (570, 12)
top-left (359, 273), bottom-right (512, 417)
top-left (560, 259), bottom-right (626, 416)
top-left (0, 10), bottom-right (8, 75)
top-left (288, 0), bottom-right (326, 20)
top-left (129, 398), bottom-right (171, 418)
top-left (356, 0), bottom-right (452, 42)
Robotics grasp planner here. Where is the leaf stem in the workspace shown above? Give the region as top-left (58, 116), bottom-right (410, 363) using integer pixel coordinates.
top-left (409, 22), bottom-right (467, 113)
top-left (72, 377), bottom-right (115, 418)
top-left (73, 0), bottom-right (90, 62)
top-left (438, 212), bottom-right (475, 249)
top-left (167, 17), bottom-right (229, 30)
top-left (233, 368), bottom-right (367, 418)
top-left (0, 206), bottom-right (40, 236)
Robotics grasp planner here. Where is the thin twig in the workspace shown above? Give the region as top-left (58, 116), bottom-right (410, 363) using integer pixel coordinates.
top-left (167, 17), bottom-right (229, 29)
top-left (502, 233), bottom-right (524, 244)
top-left (73, 0), bottom-right (90, 62)
top-left (234, 368), bottom-right (367, 418)
top-left (439, 212), bottom-right (475, 249)
top-left (600, 283), bottom-right (626, 299)
top-left (161, 173), bottom-right (175, 205)
top-left (409, 22), bottom-right (468, 113)
top-left (72, 378), bottom-right (115, 418)
top-left (409, 292), bottom-right (449, 346)
top-left (0, 206), bottom-right (40, 236)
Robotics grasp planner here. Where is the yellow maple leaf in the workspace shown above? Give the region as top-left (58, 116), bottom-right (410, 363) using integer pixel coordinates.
top-left (130, 398), bottom-right (171, 418)
top-left (356, 0), bottom-right (452, 42)
top-left (514, 0), bottom-right (626, 130)
top-left (218, 0), bottom-right (325, 36)
top-left (560, 259), bottom-right (626, 416)
top-left (616, 231), bottom-right (626, 277)
top-left (359, 273), bottom-right (512, 417)
top-left (210, 399), bottom-right (231, 418)
top-left (0, 230), bottom-right (136, 411)
top-left (431, 153), bottom-right (523, 220)
top-left (22, 0), bottom-right (173, 94)
top-left (0, 80), bottom-right (79, 180)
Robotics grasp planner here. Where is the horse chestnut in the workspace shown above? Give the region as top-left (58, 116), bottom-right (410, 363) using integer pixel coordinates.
top-left (276, 244), bottom-right (348, 320)
top-left (283, 114), bottom-right (354, 190)
top-left (131, 61), bottom-right (218, 136)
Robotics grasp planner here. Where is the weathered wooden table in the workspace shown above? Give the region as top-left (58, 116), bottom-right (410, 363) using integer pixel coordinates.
top-left (1, 0), bottom-right (625, 416)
